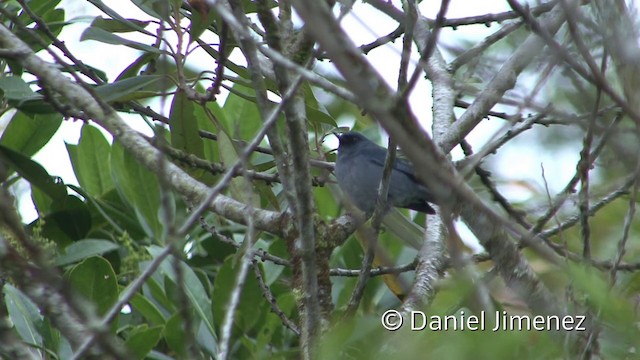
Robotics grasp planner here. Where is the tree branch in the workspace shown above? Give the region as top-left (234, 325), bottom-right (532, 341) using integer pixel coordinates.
top-left (291, 0), bottom-right (564, 319)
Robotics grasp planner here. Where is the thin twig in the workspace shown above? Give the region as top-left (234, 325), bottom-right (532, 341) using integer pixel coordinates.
top-left (532, 113), bottom-right (624, 234)
top-left (449, 21), bottom-right (522, 72)
top-left (507, 0), bottom-right (640, 126)
top-left (252, 262), bottom-right (300, 335)
top-left (610, 164), bottom-right (640, 284)
top-left (217, 138), bottom-right (259, 360)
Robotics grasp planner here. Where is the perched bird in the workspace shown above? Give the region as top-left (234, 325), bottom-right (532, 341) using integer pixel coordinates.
top-left (334, 131), bottom-right (436, 215)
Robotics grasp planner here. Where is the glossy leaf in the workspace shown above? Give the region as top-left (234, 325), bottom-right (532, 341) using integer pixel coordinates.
top-left (34, 195), bottom-right (93, 245)
top-left (302, 83), bottom-right (337, 127)
top-left (55, 239), bottom-right (119, 266)
top-left (115, 52), bottom-right (158, 81)
top-left (66, 124), bottom-right (114, 196)
top-left (90, 16), bottom-right (151, 33)
top-left (147, 246), bottom-right (217, 340)
top-left (163, 312), bottom-right (187, 357)
top-left (125, 325), bottom-right (163, 360)
top-left (0, 144), bottom-right (67, 201)
top-left (82, 0), bottom-right (153, 35)
top-left (221, 84), bottom-right (261, 139)
top-left (195, 101), bottom-right (222, 164)
top-left (129, 292), bottom-right (166, 326)
top-left (131, 0), bottom-right (170, 21)
top-left (196, 40), bottom-right (248, 78)
top-left (142, 275), bottom-right (175, 314)
top-left (4, 284), bottom-right (43, 350)
top-left (188, 4), bottom-right (218, 44)
top-left (81, 26), bottom-right (162, 54)
top-left (0, 76), bottom-right (36, 100)
top-left (31, 183), bottom-right (53, 215)
top-left (111, 142), bottom-right (162, 238)
top-left (212, 257), bottom-right (265, 333)
top-left (11, 97), bottom-right (57, 115)
top-left (93, 75), bottom-right (163, 103)
top-left (217, 130), bottom-right (255, 204)
top-left (15, 8), bottom-right (65, 52)
top-left (67, 256), bottom-right (118, 317)
top-left (84, 188), bottom-right (147, 240)
top-left (0, 111), bottom-right (62, 158)
top-left (17, 0), bottom-right (61, 26)
top-left (169, 90), bottom-right (205, 158)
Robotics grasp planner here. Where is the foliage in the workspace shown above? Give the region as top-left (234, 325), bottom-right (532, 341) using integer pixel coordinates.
top-left (0, 0), bottom-right (639, 359)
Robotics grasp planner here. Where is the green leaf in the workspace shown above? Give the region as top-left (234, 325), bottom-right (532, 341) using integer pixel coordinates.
top-left (212, 257), bottom-right (265, 333)
top-left (0, 111), bottom-right (62, 158)
top-left (302, 83), bottom-right (337, 127)
top-left (111, 142), bottom-right (161, 238)
top-left (186, 230), bottom-right (235, 268)
top-left (40, 317), bottom-right (70, 360)
top-left (55, 239), bottom-right (119, 266)
top-left (32, 195), bottom-right (92, 245)
top-left (382, 209), bottom-right (425, 250)
top-left (169, 90), bottom-right (204, 158)
top-left (0, 74), bottom-right (69, 113)
top-left (142, 275), bottom-right (175, 314)
top-left (129, 292), bottom-right (166, 326)
top-left (115, 53), bottom-right (158, 81)
top-left (0, 144), bottom-right (67, 201)
top-left (0, 76), bottom-right (36, 100)
top-left (31, 183), bottom-right (53, 215)
top-left (147, 246), bottom-right (217, 341)
top-left (84, 188), bottom-right (147, 240)
top-left (217, 131), bottom-right (256, 205)
top-left (66, 124), bottom-right (114, 196)
top-left (17, 0), bottom-right (61, 26)
top-left (67, 256), bottom-right (118, 317)
top-left (196, 39), bottom-right (247, 79)
top-left (11, 97), bottom-right (57, 115)
top-left (170, 0), bottom-right (183, 11)
top-left (242, 0), bottom-right (278, 13)
top-left (194, 102), bottom-right (222, 164)
top-left (125, 324), bottom-right (163, 360)
top-left (163, 312), bottom-right (187, 357)
top-left (61, 63), bottom-right (109, 83)
top-left (221, 84), bottom-right (261, 139)
top-left (40, 9), bottom-right (66, 38)
top-left (15, 8), bottom-right (65, 52)
top-left (80, 26), bottom-right (162, 54)
top-left (4, 284), bottom-right (43, 348)
top-left (257, 291), bottom-right (295, 353)
top-left (90, 16), bottom-right (152, 33)
top-left (188, 5), bottom-right (218, 44)
top-left (80, 0), bottom-right (153, 35)
top-left (93, 75), bottom-right (163, 103)
top-left (131, 0), bottom-right (170, 21)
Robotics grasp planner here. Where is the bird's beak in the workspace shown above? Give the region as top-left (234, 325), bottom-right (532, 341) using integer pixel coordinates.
top-left (326, 132), bottom-right (342, 155)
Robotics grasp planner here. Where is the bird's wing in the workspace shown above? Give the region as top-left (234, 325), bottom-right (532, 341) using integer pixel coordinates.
top-left (368, 154), bottom-right (436, 203)
top-left (368, 154), bottom-right (419, 181)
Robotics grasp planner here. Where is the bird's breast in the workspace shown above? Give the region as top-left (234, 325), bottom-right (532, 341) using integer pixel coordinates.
top-left (335, 154), bottom-right (384, 213)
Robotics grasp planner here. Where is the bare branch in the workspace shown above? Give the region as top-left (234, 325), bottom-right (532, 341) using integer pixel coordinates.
top-left (440, 2), bottom-right (567, 153)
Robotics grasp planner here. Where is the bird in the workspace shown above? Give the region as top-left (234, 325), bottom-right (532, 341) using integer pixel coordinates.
top-left (334, 131), bottom-right (436, 215)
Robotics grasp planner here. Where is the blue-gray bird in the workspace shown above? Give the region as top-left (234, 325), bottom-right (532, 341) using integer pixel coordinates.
top-left (335, 132), bottom-right (435, 215)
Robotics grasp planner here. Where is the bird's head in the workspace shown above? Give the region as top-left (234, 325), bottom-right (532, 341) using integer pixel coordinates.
top-left (335, 131), bottom-right (370, 151)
